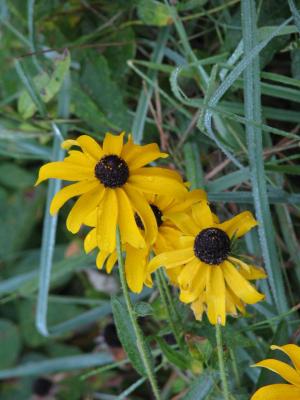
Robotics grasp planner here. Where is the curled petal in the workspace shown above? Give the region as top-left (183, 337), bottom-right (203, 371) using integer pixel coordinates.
top-left (218, 211), bottom-right (257, 238)
top-left (223, 261), bottom-right (265, 304)
top-left (254, 359), bottom-right (300, 387)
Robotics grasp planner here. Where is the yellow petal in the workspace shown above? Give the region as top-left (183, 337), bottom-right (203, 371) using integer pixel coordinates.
top-left (223, 261), bottom-right (265, 304)
top-left (152, 195), bottom-right (173, 212)
top-left (226, 287), bottom-right (245, 315)
top-left (218, 211), bottom-right (257, 238)
top-left (148, 248), bottom-right (194, 273)
top-left (97, 189), bottom-right (118, 253)
top-left (232, 259), bottom-right (267, 281)
top-left (66, 185), bottom-right (105, 233)
top-left (153, 232), bottom-right (169, 255)
top-left (166, 189), bottom-right (207, 214)
top-left (106, 251), bottom-right (117, 273)
top-left (84, 209), bottom-right (97, 227)
top-left (206, 266), bottom-right (226, 325)
top-left (35, 161), bottom-right (93, 185)
top-left (124, 184), bottom-right (157, 245)
top-left (179, 263), bottom-right (209, 303)
top-left (96, 250), bottom-right (110, 269)
top-left (61, 139), bottom-right (78, 150)
top-left (129, 169), bottom-right (186, 198)
top-left (251, 384), bottom-right (300, 400)
top-left (103, 132), bottom-right (125, 156)
top-left (225, 288), bottom-right (238, 316)
top-left (125, 245), bottom-right (148, 293)
top-left (76, 135), bottom-right (103, 160)
top-left (64, 150), bottom-right (95, 167)
top-left (254, 359), bottom-right (300, 387)
top-left (166, 212), bottom-right (199, 236)
top-left (178, 258), bottom-right (202, 290)
top-left (123, 142), bottom-right (168, 170)
top-left (154, 226), bottom-right (181, 253)
top-left (50, 180), bottom-right (99, 215)
top-left (84, 228), bottom-right (97, 253)
top-left (271, 345), bottom-right (300, 372)
top-left (131, 167), bottom-right (183, 182)
top-left (191, 201), bottom-right (214, 229)
top-left (191, 293), bottom-right (206, 321)
top-left (116, 188), bottom-right (145, 248)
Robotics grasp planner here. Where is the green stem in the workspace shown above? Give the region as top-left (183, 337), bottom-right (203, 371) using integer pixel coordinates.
top-left (155, 268), bottom-right (182, 348)
top-left (229, 347), bottom-right (240, 387)
top-left (116, 228), bottom-right (161, 400)
top-left (215, 323), bottom-right (230, 400)
top-left (158, 268), bottom-right (182, 324)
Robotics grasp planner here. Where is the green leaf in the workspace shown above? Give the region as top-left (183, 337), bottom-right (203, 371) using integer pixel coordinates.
top-left (156, 337), bottom-right (189, 370)
top-left (18, 299), bottom-right (84, 347)
top-left (0, 189), bottom-right (44, 259)
top-left (0, 319), bottom-right (22, 369)
top-left (80, 52), bottom-right (131, 131)
top-left (71, 85), bottom-right (119, 132)
top-left (134, 301), bottom-right (153, 317)
top-left (0, 162), bottom-right (35, 189)
top-left (184, 370), bottom-right (217, 400)
top-left (18, 49), bottom-right (70, 119)
top-left (137, 0), bottom-right (173, 26)
top-left (111, 296), bottom-right (146, 376)
top-left (291, 48), bottom-right (300, 80)
top-left (266, 164), bottom-right (300, 175)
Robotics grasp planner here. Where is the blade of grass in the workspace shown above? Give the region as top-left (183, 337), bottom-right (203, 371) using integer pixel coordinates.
top-left (131, 27), bottom-right (170, 144)
top-left (183, 142), bottom-right (205, 188)
top-left (35, 81), bottom-right (68, 336)
top-left (241, 0), bottom-right (288, 312)
top-left (0, 353), bottom-right (113, 379)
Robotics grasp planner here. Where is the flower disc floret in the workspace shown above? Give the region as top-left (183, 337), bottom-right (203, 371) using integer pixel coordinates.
top-left (194, 227), bottom-right (230, 265)
top-left (95, 155), bottom-right (129, 188)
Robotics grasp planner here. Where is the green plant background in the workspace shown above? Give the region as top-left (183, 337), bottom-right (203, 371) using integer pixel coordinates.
top-left (0, 0), bottom-right (300, 399)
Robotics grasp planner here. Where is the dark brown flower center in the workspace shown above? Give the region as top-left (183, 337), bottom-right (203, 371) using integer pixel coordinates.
top-left (193, 227), bottom-right (230, 265)
top-left (95, 155), bottom-right (129, 188)
top-left (150, 204), bottom-right (163, 227)
top-left (134, 204), bottom-right (163, 231)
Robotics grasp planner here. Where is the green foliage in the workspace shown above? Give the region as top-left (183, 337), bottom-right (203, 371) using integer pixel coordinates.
top-left (0, 0), bottom-right (300, 398)
top-left (0, 319), bottom-right (22, 369)
top-left (111, 296), bottom-right (146, 376)
top-left (18, 50), bottom-right (71, 118)
top-left (137, 0), bottom-right (172, 26)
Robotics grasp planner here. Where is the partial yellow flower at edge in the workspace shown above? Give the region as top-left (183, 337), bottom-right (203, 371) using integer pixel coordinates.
top-left (148, 201), bottom-right (266, 326)
top-left (35, 132), bottom-right (187, 252)
top-left (251, 344), bottom-right (300, 400)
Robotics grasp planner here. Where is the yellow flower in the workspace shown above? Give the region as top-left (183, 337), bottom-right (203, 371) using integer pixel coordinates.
top-left (251, 344), bottom-right (300, 400)
top-left (83, 189), bottom-right (206, 293)
top-left (35, 132), bottom-right (187, 253)
top-left (148, 201), bottom-right (266, 325)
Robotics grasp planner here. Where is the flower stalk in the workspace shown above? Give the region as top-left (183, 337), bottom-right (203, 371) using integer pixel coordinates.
top-left (155, 268), bottom-right (182, 348)
top-left (216, 322), bottom-right (230, 400)
top-left (116, 227), bottom-right (161, 400)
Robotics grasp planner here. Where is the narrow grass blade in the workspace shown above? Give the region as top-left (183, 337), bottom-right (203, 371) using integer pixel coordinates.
top-left (241, 0), bottom-right (288, 312)
top-left (131, 27), bottom-right (170, 144)
top-left (0, 353), bottom-right (113, 379)
top-left (183, 142), bottom-right (205, 188)
top-left (36, 77), bottom-right (70, 336)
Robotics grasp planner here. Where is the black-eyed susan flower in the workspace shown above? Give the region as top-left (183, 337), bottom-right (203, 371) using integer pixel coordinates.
top-left (148, 201), bottom-right (266, 325)
top-left (83, 189), bottom-right (206, 293)
top-left (35, 132), bottom-right (187, 253)
top-left (251, 344), bottom-right (300, 399)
